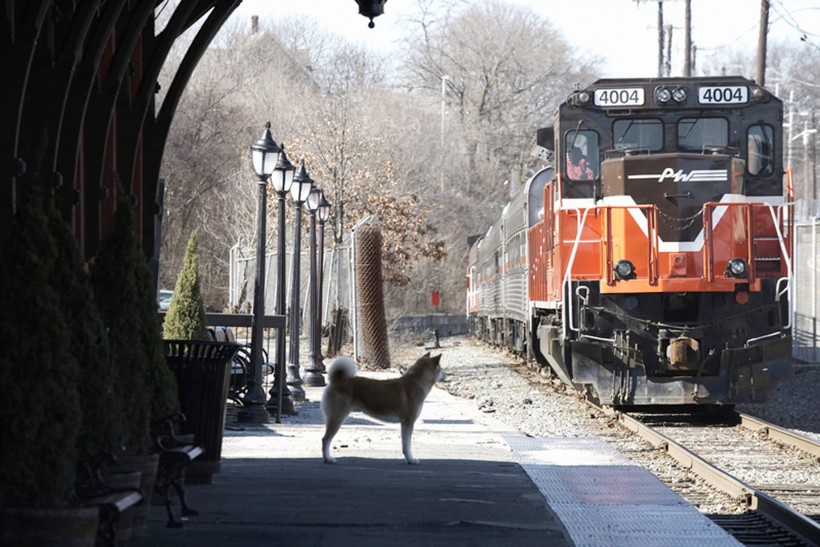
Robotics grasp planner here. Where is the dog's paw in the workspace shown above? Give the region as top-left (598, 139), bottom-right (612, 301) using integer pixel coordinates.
top-left (406, 458), bottom-right (420, 465)
top-left (323, 457), bottom-right (337, 464)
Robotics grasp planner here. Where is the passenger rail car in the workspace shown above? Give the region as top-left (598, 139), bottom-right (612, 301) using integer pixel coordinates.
top-left (468, 77), bottom-right (794, 406)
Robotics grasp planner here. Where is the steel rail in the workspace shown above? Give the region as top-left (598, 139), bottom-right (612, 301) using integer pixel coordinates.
top-left (738, 412), bottom-right (820, 459)
top-left (611, 409), bottom-right (820, 545)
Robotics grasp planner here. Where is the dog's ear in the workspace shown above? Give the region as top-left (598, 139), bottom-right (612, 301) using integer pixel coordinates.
top-left (422, 351), bottom-right (431, 359)
top-left (431, 354), bottom-right (442, 365)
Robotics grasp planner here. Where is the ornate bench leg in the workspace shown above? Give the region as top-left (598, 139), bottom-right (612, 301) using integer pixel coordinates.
top-left (97, 505), bottom-right (119, 547)
top-left (172, 478), bottom-right (198, 517)
top-left (155, 454), bottom-right (184, 528)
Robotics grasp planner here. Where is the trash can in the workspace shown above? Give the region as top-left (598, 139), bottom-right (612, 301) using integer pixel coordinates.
top-left (163, 340), bottom-right (240, 484)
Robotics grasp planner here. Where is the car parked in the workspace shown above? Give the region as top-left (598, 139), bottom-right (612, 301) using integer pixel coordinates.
top-left (158, 289), bottom-right (173, 312)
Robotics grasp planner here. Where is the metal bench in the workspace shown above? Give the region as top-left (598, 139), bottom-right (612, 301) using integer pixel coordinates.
top-left (151, 413), bottom-right (205, 528)
top-left (74, 454), bottom-right (143, 546)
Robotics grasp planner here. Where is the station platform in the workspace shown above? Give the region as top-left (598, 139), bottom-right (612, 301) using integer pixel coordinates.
top-left (132, 381), bottom-right (738, 546)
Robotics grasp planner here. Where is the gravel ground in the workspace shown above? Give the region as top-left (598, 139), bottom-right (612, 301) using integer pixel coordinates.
top-left (384, 334), bottom-right (820, 515)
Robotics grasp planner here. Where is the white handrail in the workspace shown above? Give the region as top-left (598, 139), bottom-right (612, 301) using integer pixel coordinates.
top-left (561, 205), bottom-right (592, 337)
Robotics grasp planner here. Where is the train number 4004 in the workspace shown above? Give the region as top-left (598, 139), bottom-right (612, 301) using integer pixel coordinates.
top-left (698, 86), bottom-right (748, 104)
top-left (593, 88), bottom-right (645, 107)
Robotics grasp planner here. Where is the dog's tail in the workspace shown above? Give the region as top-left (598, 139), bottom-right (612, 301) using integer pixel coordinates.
top-left (327, 356), bottom-right (357, 384)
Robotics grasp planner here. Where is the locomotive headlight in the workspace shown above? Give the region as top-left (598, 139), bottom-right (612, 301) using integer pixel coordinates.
top-left (655, 86), bottom-right (671, 103)
top-left (614, 259), bottom-right (636, 280)
top-left (572, 90), bottom-right (591, 106)
top-left (750, 86), bottom-right (768, 102)
top-left (726, 258), bottom-right (748, 278)
top-left (672, 87), bottom-right (688, 103)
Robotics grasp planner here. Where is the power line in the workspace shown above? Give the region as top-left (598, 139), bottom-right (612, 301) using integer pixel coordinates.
top-left (771, 0), bottom-right (820, 48)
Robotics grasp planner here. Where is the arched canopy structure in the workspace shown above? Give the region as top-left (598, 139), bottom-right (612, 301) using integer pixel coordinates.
top-left (1, 0), bottom-right (246, 266)
top-left (1, 0), bottom-right (385, 268)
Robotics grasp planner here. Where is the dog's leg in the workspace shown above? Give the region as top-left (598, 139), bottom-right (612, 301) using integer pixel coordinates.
top-left (400, 419), bottom-right (420, 465)
top-left (322, 412), bottom-right (347, 464)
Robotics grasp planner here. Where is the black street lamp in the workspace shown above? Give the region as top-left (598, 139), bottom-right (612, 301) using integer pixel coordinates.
top-left (238, 122), bottom-right (280, 424)
top-left (286, 160), bottom-right (314, 401)
top-left (266, 144), bottom-right (296, 420)
top-left (316, 192), bottom-right (332, 369)
top-left (303, 186), bottom-right (324, 386)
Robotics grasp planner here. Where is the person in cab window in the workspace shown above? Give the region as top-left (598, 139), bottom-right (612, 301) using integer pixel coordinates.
top-left (567, 146), bottom-right (594, 180)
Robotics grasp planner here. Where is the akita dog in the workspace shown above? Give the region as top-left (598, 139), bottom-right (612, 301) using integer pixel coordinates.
top-left (321, 352), bottom-right (442, 464)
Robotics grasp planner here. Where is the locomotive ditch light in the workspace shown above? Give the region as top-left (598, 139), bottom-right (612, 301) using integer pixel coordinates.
top-left (726, 258), bottom-right (748, 278)
top-left (672, 87), bottom-right (688, 103)
top-left (614, 259), bottom-right (636, 280)
top-left (655, 86), bottom-right (671, 103)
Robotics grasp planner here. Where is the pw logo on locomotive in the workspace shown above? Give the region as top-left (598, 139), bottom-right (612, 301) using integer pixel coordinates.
top-left (629, 168), bottom-right (729, 183)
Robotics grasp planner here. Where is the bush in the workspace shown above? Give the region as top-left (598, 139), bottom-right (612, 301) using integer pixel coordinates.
top-left (163, 230), bottom-right (210, 341)
top-left (47, 202), bottom-right (124, 460)
top-left (91, 184), bottom-right (178, 454)
top-left (0, 169), bottom-right (82, 508)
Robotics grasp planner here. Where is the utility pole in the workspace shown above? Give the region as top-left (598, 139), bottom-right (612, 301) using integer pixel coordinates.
top-left (813, 111), bottom-right (817, 205)
top-left (665, 24), bottom-right (673, 77)
top-left (684, 0), bottom-right (691, 76)
top-left (756, 0), bottom-right (769, 85)
top-left (657, 1), bottom-right (664, 77)
top-left (787, 90), bottom-right (795, 169)
top-left (440, 75), bottom-right (449, 194)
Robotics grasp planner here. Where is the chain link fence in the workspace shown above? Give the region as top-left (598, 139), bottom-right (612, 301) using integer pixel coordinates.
top-left (793, 218), bottom-right (820, 363)
top-left (228, 238), bottom-right (354, 350)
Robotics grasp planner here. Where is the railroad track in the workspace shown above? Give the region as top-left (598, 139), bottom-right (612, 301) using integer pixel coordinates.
top-left (610, 407), bottom-right (820, 546)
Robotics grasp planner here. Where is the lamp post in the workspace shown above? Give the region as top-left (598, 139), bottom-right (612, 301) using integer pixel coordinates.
top-left (316, 192), bottom-right (332, 367)
top-left (238, 122), bottom-right (280, 424)
top-left (304, 186), bottom-right (324, 386)
top-left (266, 144), bottom-right (296, 419)
top-left (286, 160), bottom-right (314, 401)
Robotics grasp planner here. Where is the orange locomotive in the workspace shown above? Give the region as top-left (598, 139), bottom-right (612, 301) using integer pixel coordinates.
top-left (468, 77), bottom-right (794, 406)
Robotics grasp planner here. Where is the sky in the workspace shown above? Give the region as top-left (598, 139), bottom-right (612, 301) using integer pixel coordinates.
top-left (229, 0), bottom-right (820, 79)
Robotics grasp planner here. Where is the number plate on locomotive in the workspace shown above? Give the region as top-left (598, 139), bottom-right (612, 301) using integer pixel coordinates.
top-left (593, 88), bottom-right (645, 107)
top-left (697, 86), bottom-right (748, 104)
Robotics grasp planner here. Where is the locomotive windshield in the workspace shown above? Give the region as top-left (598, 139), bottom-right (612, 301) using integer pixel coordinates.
top-left (677, 117), bottom-right (729, 151)
top-left (613, 119), bottom-right (663, 152)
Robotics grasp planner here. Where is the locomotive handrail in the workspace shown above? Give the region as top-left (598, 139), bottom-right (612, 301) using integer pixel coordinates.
top-left (743, 199), bottom-right (793, 348)
top-left (561, 205), bottom-right (593, 337)
top-left (766, 202), bottom-right (794, 332)
top-left (741, 277), bottom-right (793, 347)
top-left (573, 286), bottom-right (615, 343)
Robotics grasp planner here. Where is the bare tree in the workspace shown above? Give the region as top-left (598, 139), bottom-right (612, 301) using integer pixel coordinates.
top-left (393, 0), bottom-right (602, 313)
top-left (160, 19), bottom-right (446, 310)
top-left (400, 0), bottom-right (599, 203)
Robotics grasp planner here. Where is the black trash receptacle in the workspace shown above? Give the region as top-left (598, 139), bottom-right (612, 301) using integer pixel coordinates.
top-left (163, 340), bottom-right (240, 484)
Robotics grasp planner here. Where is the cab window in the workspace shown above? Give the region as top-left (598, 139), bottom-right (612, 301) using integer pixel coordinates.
top-left (677, 117), bottom-right (728, 151)
top-left (564, 130), bottom-right (599, 181)
top-left (613, 119), bottom-right (663, 152)
top-left (748, 124), bottom-right (774, 176)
